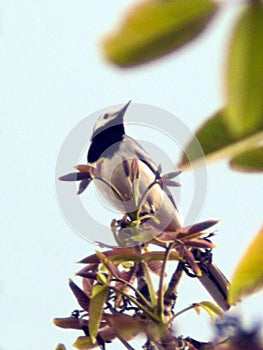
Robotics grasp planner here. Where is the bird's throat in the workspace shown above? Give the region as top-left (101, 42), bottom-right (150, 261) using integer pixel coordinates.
top-left (87, 125), bottom-right (124, 163)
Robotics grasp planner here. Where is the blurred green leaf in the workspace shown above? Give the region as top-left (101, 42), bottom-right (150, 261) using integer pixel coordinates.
top-left (225, 0), bottom-right (263, 137)
top-left (229, 226), bottom-right (263, 305)
top-left (179, 109), bottom-right (263, 170)
top-left (230, 145), bottom-right (263, 172)
top-left (55, 344), bottom-right (67, 350)
top-left (89, 285), bottom-right (108, 343)
top-left (102, 0), bottom-right (218, 67)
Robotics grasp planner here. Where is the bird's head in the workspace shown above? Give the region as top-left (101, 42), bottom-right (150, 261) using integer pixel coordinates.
top-left (91, 101), bottom-right (131, 139)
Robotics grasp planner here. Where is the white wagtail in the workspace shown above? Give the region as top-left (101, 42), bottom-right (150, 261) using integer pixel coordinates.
top-left (59, 101), bottom-right (229, 311)
top-left (87, 101), bottom-right (182, 240)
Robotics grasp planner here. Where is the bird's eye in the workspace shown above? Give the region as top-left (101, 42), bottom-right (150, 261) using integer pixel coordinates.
top-left (103, 113), bottom-right (109, 120)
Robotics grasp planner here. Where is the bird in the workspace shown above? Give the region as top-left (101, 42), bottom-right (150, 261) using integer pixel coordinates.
top-left (86, 100), bottom-right (183, 241)
top-left (86, 101), bottom-right (230, 311)
top-left (59, 101), bottom-right (230, 311)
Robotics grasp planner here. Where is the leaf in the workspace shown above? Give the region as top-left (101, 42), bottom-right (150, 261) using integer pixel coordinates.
top-left (184, 239), bottom-right (216, 249)
top-left (180, 219), bottom-right (219, 235)
top-left (53, 316), bottom-right (88, 330)
top-left (59, 172), bottom-right (91, 181)
top-left (78, 248), bottom-right (142, 264)
top-left (77, 178), bottom-right (93, 195)
top-left (195, 301), bottom-right (223, 322)
top-left (102, 0), bottom-right (218, 67)
top-left (96, 272), bottom-right (108, 285)
top-left (146, 260), bottom-right (164, 276)
top-left (74, 328), bottom-right (117, 349)
top-left (225, 0), bottom-right (263, 137)
top-left (95, 250), bottom-right (120, 278)
top-left (69, 279), bottom-right (90, 311)
top-left (73, 336), bottom-right (98, 350)
top-left (55, 344), bottom-right (67, 350)
top-left (179, 109), bottom-right (263, 169)
top-left (104, 313), bottom-right (142, 341)
top-left (76, 263), bottom-right (98, 279)
top-left (82, 276), bottom-right (96, 296)
top-left (115, 269), bottom-right (136, 293)
top-left (230, 145), bottom-right (263, 172)
top-left (75, 164), bottom-right (95, 174)
top-left (143, 251), bottom-right (180, 262)
top-left (89, 285), bottom-right (108, 343)
top-left (229, 226), bottom-right (263, 305)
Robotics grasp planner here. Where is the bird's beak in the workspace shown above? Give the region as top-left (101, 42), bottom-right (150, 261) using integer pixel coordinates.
top-left (116, 100), bottom-right (131, 119)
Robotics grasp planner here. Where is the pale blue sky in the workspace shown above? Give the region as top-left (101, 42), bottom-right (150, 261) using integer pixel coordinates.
top-left (0, 1), bottom-right (262, 349)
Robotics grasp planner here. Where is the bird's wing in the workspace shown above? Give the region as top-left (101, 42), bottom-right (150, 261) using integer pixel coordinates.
top-left (124, 136), bottom-right (179, 210)
top-left (124, 136), bottom-right (159, 176)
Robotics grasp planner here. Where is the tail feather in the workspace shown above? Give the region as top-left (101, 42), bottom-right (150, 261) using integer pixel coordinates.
top-left (198, 261), bottom-right (230, 311)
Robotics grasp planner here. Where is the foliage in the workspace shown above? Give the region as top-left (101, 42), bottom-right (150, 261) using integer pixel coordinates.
top-left (55, 0), bottom-right (263, 348)
top-left (101, 0), bottom-right (263, 304)
top-left (54, 219), bottom-right (226, 349)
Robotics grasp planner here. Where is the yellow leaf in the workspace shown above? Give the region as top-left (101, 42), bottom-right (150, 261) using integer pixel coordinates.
top-left (194, 301), bottom-right (223, 323)
top-left (229, 226), bottom-right (263, 304)
top-left (73, 336), bottom-right (97, 349)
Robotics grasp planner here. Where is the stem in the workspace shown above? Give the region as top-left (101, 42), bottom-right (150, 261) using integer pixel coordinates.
top-left (108, 284), bottom-right (160, 323)
top-left (115, 334), bottom-right (136, 350)
top-left (135, 246), bottom-right (158, 309)
top-left (140, 261), bottom-right (158, 309)
top-left (157, 243), bottom-right (175, 319)
top-left (163, 261), bottom-right (184, 318)
top-left (136, 181), bottom-right (159, 218)
top-left (94, 176), bottom-right (124, 202)
top-left (112, 277), bottom-right (153, 310)
top-left (171, 303), bottom-right (198, 322)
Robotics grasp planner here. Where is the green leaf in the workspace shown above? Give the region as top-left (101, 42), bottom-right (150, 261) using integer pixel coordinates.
top-left (229, 226), bottom-right (263, 305)
top-left (89, 285), bottom-right (108, 344)
top-left (195, 301), bottom-right (223, 322)
top-left (95, 250), bottom-right (120, 277)
top-left (73, 336), bottom-right (97, 350)
top-left (102, 0), bottom-right (218, 67)
top-left (96, 272), bottom-right (108, 285)
top-left (230, 145), bottom-right (263, 172)
top-left (179, 109), bottom-right (263, 169)
top-left (225, 1), bottom-right (263, 137)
